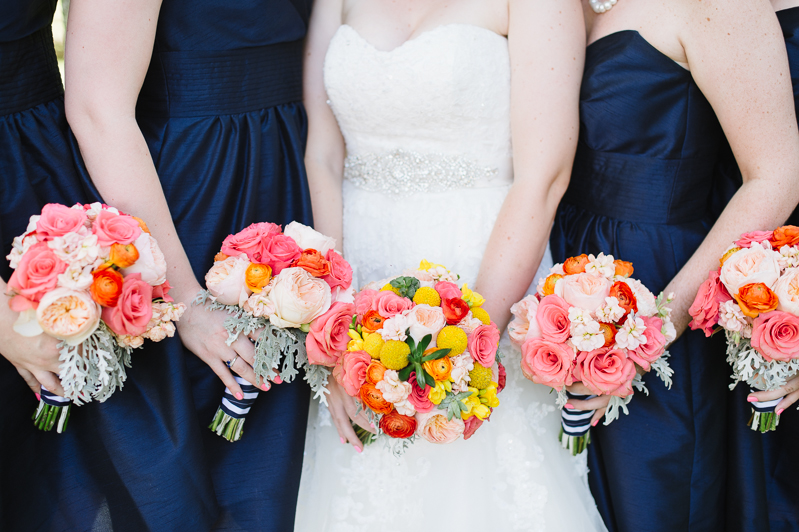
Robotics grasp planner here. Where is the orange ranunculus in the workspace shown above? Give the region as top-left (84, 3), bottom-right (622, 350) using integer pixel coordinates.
top-left (542, 274), bottom-right (562, 296)
top-left (109, 242), bottom-right (139, 269)
top-left (132, 216), bottom-right (151, 234)
top-left (90, 268), bottom-right (124, 307)
top-left (563, 254), bottom-right (589, 275)
top-left (379, 410), bottom-right (417, 439)
top-left (423, 356), bottom-right (452, 382)
top-left (214, 252), bottom-right (229, 262)
top-left (366, 360), bottom-right (387, 384)
top-left (720, 246), bottom-right (742, 268)
top-left (291, 249), bottom-right (331, 277)
top-left (609, 281), bottom-right (638, 318)
top-left (736, 283), bottom-right (779, 318)
top-left (771, 226), bottom-right (799, 249)
top-left (245, 263), bottom-right (272, 293)
top-left (598, 322), bottom-right (617, 348)
top-left (613, 260), bottom-right (634, 278)
top-left (362, 310), bottom-right (385, 333)
top-left (359, 382), bottom-right (394, 415)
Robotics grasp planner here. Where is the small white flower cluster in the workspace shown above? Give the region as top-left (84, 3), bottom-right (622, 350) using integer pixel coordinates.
top-left (596, 296), bottom-right (625, 323)
top-left (615, 317), bottom-right (648, 350)
top-left (778, 245), bottom-right (799, 269)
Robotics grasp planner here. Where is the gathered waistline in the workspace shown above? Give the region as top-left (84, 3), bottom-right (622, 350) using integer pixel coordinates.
top-left (0, 27), bottom-right (63, 117)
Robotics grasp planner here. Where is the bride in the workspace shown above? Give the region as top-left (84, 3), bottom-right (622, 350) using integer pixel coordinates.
top-left (296, 0), bottom-right (606, 530)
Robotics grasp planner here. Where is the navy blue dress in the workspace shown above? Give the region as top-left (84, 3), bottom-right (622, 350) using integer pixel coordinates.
top-left (550, 31), bottom-right (730, 532)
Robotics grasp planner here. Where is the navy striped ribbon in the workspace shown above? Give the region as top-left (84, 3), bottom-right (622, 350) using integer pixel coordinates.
top-left (40, 386), bottom-right (70, 407)
top-left (220, 376), bottom-right (259, 419)
top-left (562, 391), bottom-right (596, 437)
top-left (749, 388), bottom-right (780, 414)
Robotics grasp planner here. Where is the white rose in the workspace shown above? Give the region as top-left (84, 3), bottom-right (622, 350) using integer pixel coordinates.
top-left (122, 232), bottom-right (167, 286)
top-left (283, 222), bottom-right (336, 256)
top-left (267, 267), bottom-right (331, 328)
top-left (623, 278), bottom-right (657, 317)
top-left (720, 242), bottom-right (781, 295)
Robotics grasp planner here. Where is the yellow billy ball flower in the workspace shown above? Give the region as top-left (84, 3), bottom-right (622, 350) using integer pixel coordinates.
top-left (379, 340), bottom-right (410, 370)
top-left (436, 326), bottom-right (468, 357)
top-left (362, 333), bottom-right (385, 359)
top-left (470, 307), bottom-right (491, 325)
top-left (380, 283), bottom-right (401, 295)
top-left (412, 286), bottom-right (441, 306)
top-left (468, 363), bottom-right (493, 390)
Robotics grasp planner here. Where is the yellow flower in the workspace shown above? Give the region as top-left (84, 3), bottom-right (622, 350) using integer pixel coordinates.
top-left (462, 388), bottom-right (491, 420)
top-left (419, 259), bottom-right (447, 271)
top-left (428, 381), bottom-right (448, 405)
top-left (460, 283), bottom-right (485, 308)
top-left (347, 329), bottom-right (364, 351)
top-left (479, 383), bottom-right (500, 409)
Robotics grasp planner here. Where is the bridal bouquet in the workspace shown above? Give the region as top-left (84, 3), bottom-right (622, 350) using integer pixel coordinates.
top-left (5, 202), bottom-right (183, 433)
top-left (317, 260), bottom-right (502, 455)
top-left (689, 226), bottom-right (799, 432)
top-left (509, 253), bottom-right (675, 455)
top-left (196, 221), bottom-right (353, 441)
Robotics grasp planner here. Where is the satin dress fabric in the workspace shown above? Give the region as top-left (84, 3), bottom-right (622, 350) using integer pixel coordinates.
top-left (550, 31), bottom-right (730, 532)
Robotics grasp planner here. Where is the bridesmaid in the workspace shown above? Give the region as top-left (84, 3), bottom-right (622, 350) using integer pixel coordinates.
top-left (550, 0), bottom-right (799, 531)
top-left (64, 0), bottom-right (313, 529)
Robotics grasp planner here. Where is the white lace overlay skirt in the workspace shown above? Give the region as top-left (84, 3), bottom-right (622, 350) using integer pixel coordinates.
top-left (295, 182), bottom-right (606, 532)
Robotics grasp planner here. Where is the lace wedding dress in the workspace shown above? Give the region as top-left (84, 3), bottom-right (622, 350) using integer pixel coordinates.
top-left (295, 24), bottom-right (607, 532)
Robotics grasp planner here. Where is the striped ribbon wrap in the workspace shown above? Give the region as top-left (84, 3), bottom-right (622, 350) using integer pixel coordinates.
top-left (560, 391), bottom-right (596, 455)
top-left (749, 388), bottom-right (781, 432)
top-left (33, 386), bottom-right (72, 433)
top-left (210, 376), bottom-right (260, 441)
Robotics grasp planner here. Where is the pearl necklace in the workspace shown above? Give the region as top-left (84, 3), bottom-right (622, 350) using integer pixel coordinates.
top-left (589, 0), bottom-right (617, 13)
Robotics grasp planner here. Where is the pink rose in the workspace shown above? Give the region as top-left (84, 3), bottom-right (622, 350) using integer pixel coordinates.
top-left (102, 274), bottom-right (153, 336)
top-left (7, 242), bottom-right (67, 307)
top-left (751, 311), bottom-right (799, 362)
top-left (220, 222), bottom-right (281, 263)
top-left (36, 288), bottom-right (101, 345)
top-left (520, 337), bottom-right (575, 389)
top-left (414, 411), bottom-right (465, 444)
top-left (152, 279), bottom-right (173, 302)
top-left (720, 242), bottom-right (781, 295)
top-left (689, 270), bottom-right (732, 337)
top-left (434, 281), bottom-right (461, 301)
top-left (736, 231), bottom-right (774, 249)
top-left (306, 302), bottom-right (356, 367)
top-left (497, 361), bottom-right (506, 393)
top-left (205, 254), bottom-right (252, 307)
top-left (36, 204), bottom-right (87, 241)
top-left (468, 323), bottom-right (500, 367)
top-left (573, 347), bottom-right (636, 397)
top-left (374, 290), bottom-right (414, 318)
top-left (322, 249), bottom-right (352, 291)
top-left (535, 294), bottom-right (572, 343)
top-left (406, 304), bottom-right (446, 345)
top-left (629, 316), bottom-right (667, 370)
top-left (354, 289), bottom-right (378, 318)
top-left (463, 415), bottom-right (485, 440)
top-left (92, 210), bottom-right (142, 246)
top-left (266, 267), bottom-right (332, 328)
top-left (508, 295), bottom-right (542, 346)
top-left (407, 372), bottom-right (435, 413)
top-left (554, 272), bottom-right (611, 313)
top-left (262, 234), bottom-right (302, 275)
top-left (332, 350), bottom-right (371, 396)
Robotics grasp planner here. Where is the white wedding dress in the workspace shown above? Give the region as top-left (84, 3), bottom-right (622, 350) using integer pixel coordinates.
top-left (295, 24), bottom-right (606, 532)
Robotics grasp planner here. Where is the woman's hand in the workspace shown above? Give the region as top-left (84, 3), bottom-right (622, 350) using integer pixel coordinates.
top-left (325, 377), bottom-right (373, 452)
top-left (748, 375), bottom-right (799, 416)
top-left (565, 381), bottom-right (610, 426)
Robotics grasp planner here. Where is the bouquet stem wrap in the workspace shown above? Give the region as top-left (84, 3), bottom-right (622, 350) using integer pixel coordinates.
top-left (560, 391), bottom-right (595, 455)
top-left (32, 386), bottom-right (71, 433)
top-left (748, 388), bottom-right (781, 433)
top-left (209, 376), bottom-right (260, 442)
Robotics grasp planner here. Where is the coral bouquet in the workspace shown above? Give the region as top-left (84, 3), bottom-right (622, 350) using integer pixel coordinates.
top-left (197, 221), bottom-right (353, 441)
top-left (310, 260), bottom-right (503, 454)
top-left (5, 203), bottom-right (183, 432)
top-left (509, 253), bottom-right (674, 454)
top-left (689, 226), bottom-right (799, 432)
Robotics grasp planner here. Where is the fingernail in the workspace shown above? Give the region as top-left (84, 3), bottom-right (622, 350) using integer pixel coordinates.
top-left (273, 376), bottom-right (283, 384)
top-left (35, 393), bottom-right (41, 401)
top-left (355, 446), bottom-right (362, 453)
top-left (235, 392), bottom-right (243, 400)
top-left (747, 396), bottom-right (758, 403)
top-left (591, 419), bottom-right (599, 427)
top-left (340, 437), bottom-right (346, 444)
top-left (369, 422), bottom-right (375, 428)
top-left (261, 383), bottom-right (270, 391)
top-left (777, 408), bottom-right (784, 415)
top-left (564, 403), bottom-right (575, 410)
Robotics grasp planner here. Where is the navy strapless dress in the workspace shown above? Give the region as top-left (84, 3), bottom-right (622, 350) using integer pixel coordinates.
top-left (550, 31), bottom-right (730, 532)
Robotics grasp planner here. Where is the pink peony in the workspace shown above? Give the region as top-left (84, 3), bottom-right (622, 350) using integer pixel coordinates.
top-left (468, 323), bottom-right (500, 367)
top-left (406, 304), bottom-right (446, 345)
top-left (508, 295), bottom-right (542, 346)
top-left (520, 337), bottom-right (575, 389)
top-left (92, 210), bottom-right (141, 246)
top-left (220, 222), bottom-right (281, 263)
top-left (266, 267), bottom-right (331, 328)
top-left (306, 302), bottom-right (356, 367)
top-left (415, 411), bottom-right (465, 444)
top-left (262, 234), bottom-right (302, 275)
top-left (434, 281), bottom-right (461, 301)
top-left (7, 242), bottom-right (67, 307)
top-left (535, 294), bottom-right (572, 343)
top-left (102, 274), bottom-right (153, 336)
top-left (322, 250), bottom-right (352, 290)
top-left (463, 415), bottom-right (485, 440)
top-left (735, 231), bottom-right (774, 249)
top-left (689, 270), bottom-right (732, 337)
top-left (555, 272), bottom-right (611, 313)
top-left (407, 372), bottom-right (435, 413)
top-left (332, 350), bottom-right (371, 396)
top-left (205, 254), bottom-right (252, 307)
top-left (354, 289), bottom-right (378, 318)
top-left (629, 316), bottom-right (667, 371)
top-left (573, 347), bottom-right (636, 397)
top-left (36, 287), bottom-right (101, 345)
top-left (36, 204), bottom-right (88, 241)
top-left (374, 290), bottom-right (414, 318)
top-left (751, 311), bottom-right (799, 362)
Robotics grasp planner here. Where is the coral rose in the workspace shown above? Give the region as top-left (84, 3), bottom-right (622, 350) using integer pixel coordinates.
top-left (736, 231), bottom-right (774, 249)
top-left (535, 295), bottom-right (572, 343)
top-left (751, 311), bottom-right (799, 362)
top-left (267, 267), bottom-right (332, 328)
top-left (573, 347), bottom-right (636, 397)
top-left (555, 272), bottom-right (611, 313)
top-left (92, 210), bottom-right (141, 246)
top-left (322, 250), bottom-right (352, 290)
top-left (508, 295), bottom-right (541, 345)
top-left (205, 254), bottom-right (252, 307)
top-left (407, 372), bottom-right (434, 413)
top-left (520, 337), bottom-right (575, 389)
top-left (736, 283), bottom-right (779, 318)
top-left (563, 254), bottom-right (590, 274)
top-left (434, 281), bottom-right (462, 301)
top-left (90, 268), bottom-right (124, 307)
top-left (613, 260), bottom-right (634, 278)
top-left (380, 410), bottom-right (417, 439)
top-left (121, 232), bottom-right (167, 286)
top-left (406, 304), bottom-right (446, 345)
top-left (423, 356), bottom-right (452, 381)
top-left (366, 360), bottom-right (387, 384)
top-left (306, 302), bottom-right (356, 367)
top-left (442, 297), bottom-right (470, 325)
top-left (36, 204), bottom-right (88, 241)
top-left (415, 411), bottom-right (465, 444)
top-left (771, 225), bottom-right (799, 249)
top-left (220, 222), bottom-right (281, 263)
top-left (291, 249), bottom-right (331, 277)
top-left (102, 273), bottom-right (153, 336)
top-left (7, 242), bottom-right (67, 306)
top-left (609, 281), bottom-right (638, 319)
top-left (463, 416), bottom-right (485, 440)
top-left (333, 349), bottom-right (371, 396)
top-left (374, 290), bottom-right (414, 318)
top-left (359, 382), bottom-right (394, 414)
top-left (152, 279), bottom-right (173, 302)
top-left (629, 316), bottom-right (667, 370)
top-left (775, 268), bottom-right (799, 315)
top-left (541, 274), bottom-right (562, 296)
top-left (362, 310), bottom-right (385, 332)
top-left (468, 323), bottom-right (500, 367)
top-left (283, 222), bottom-right (336, 256)
top-left (689, 270), bottom-right (732, 336)
top-left (245, 263), bottom-right (272, 293)
top-left (36, 288), bottom-right (101, 345)
top-left (262, 234), bottom-right (302, 275)
top-left (720, 242), bottom-right (781, 294)
top-left (354, 289), bottom-right (378, 317)
top-left (109, 242), bottom-right (139, 268)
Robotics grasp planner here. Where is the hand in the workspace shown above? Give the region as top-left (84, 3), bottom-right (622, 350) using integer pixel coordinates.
top-left (325, 377), bottom-right (374, 453)
top-left (748, 374), bottom-right (799, 415)
top-left (565, 381), bottom-right (610, 427)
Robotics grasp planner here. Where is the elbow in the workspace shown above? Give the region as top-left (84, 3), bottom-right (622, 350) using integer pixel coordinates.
top-left (65, 89), bottom-right (135, 147)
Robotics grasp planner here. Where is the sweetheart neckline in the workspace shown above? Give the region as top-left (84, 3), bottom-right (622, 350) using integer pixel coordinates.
top-left (338, 23), bottom-right (505, 54)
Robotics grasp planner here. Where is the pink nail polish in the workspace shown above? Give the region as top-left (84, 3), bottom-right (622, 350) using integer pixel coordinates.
top-left (747, 396), bottom-right (758, 403)
top-left (355, 447), bottom-right (362, 453)
top-left (591, 419), bottom-right (599, 427)
top-left (564, 403), bottom-right (575, 410)
top-left (261, 383), bottom-right (269, 391)
top-left (777, 408), bottom-right (785, 415)
top-left (273, 376), bottom-right (283, 384)
top-left (340, 437), bottom-right (346, 444)
top-left (35, 393), bottom-right (41, 401)
top-left (369, 422), bottom-right (375, 428)
top-left (235, 392), bottom-right (243, 400)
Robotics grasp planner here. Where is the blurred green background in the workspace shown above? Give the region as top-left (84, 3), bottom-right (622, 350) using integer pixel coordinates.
top-left (53, 0), bottom-right (68, 80)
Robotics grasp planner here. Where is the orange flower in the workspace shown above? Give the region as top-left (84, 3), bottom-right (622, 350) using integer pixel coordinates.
top-left (366, 360), bottom-right (387, 384)
top-left (214, 252), bottom-right (229, 262)
top-left (598, 322), bottom-right (617, 348)
top-left (423, 356), bottom-right (452, 382)
top-left (362, 310), bottom-right (385, 333)
top-left (291, 249), bottom-right (331, 277)
top-left (109, 243), bottom-right (139, 269)
top-left (613, 260), bottom-right (634, 278)
top-left (563, 254), bottom-right (589, 275)
top-left (541, 274), bottom-right (562, 296)
top-left (609, 281), bottom-right (638, 318)
top-left (379, 410), bottom-right (417, 439)
top-left (720, 246), bottom-right (741, 268)
top-left (245, 263), bottom-right (272, 293)
top-left (132, 216), bottom-right (151, 234)
top-left (359, 382), bottom-right (394, 415)
top-left (771, 226), bottom-right (799, 249)
top-left (736, 283), bottom-right (779, 318)
top-left (90, 268), bottom-right (124, 307)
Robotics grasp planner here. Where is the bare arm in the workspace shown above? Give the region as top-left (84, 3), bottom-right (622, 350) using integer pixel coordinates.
top-left (475, 0), bottom-right (585, 331)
